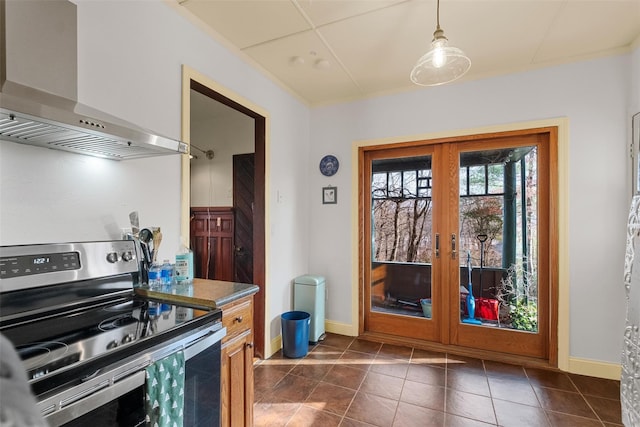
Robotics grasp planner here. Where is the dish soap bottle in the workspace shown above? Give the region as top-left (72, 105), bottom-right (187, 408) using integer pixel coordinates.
top-left (175, 240), bottom-right (194, 285)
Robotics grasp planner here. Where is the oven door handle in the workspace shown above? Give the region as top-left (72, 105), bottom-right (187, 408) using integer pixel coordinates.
top-left (45, 371), bottom-right (146, 426)
top-left (183, 326), bottom-right (226, 361)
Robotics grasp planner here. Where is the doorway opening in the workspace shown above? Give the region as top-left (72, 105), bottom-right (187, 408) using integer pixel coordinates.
top-left (182, 74), bottom-right (266, 359)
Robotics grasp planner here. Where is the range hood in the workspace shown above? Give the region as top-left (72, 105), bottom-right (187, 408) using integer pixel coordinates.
top-left (0, 0), bottom-right (187, 160)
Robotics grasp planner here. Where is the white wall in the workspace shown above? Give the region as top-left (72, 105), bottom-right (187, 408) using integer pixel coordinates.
top-left (309, 53), bottom-right (632, 365)
top-left (0, 142), bottom-right (182, 246)
top-left (0, 0), bottom-right (311, 354)
top-left (190, 109), bottom-right (254, 207)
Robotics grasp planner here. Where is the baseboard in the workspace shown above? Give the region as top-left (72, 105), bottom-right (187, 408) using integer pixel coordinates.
top-left (270, 323), bottom-right (620, 381)
top-left (325, 319), bottom-right (358, 337)
top-left (568, 357), bottom-right (621, 380)
top-left (266, 335), bottom-right (282, 359)
top-left (326, 323), bottom-right (621, 381)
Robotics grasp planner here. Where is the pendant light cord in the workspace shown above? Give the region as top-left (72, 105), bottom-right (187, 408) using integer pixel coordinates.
top-left (436, 0), bottom-right (441, 31)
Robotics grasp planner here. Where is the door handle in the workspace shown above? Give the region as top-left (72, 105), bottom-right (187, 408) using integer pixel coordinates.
top-left (435, 234), bottom-right (440, 258)
top-left (451, 234), bottom-right (457, 260)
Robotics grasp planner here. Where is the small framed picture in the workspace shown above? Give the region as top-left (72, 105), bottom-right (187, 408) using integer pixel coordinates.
top-left (322, 186), bottom-right (337, 204)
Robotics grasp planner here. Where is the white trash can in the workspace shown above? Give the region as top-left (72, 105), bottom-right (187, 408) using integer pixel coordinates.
top-left (293, 275), bottom-right (326, 343)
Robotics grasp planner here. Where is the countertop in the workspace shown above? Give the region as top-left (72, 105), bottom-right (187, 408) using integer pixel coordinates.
top-left (135, 278), bottom-right (259, 309)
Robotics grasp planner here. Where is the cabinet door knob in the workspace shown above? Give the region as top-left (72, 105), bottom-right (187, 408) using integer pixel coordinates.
top-left (235, 316), bottom-right (243, 323)
top-left (247, 342), bottom-right (253, 348)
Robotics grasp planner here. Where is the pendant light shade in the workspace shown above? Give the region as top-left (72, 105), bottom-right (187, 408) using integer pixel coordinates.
top-left (410, 0), bottom-right (470, 86)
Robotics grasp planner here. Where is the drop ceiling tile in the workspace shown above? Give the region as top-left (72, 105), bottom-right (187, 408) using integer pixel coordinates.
top-left (315, 1), bottom-right (430, 93)
top-left (243, 29), bottom-right (363, 104)
top-left (445, 1), bottom-right (564, 75)
top-left (180, 0), bottom-right (310, 49)
top-left (295, 0), bottom-right (405, 27)
top-left (534, 1), bottom-right (640, 63)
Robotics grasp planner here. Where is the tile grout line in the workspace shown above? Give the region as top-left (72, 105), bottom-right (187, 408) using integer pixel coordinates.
top-left (319, 340), bottom-right (363, 426)
top-left (388, 347), bottom-right (414, 426)
top-left (336, 340), bottom-right (370, 427)
top-left (566, 375), bottom-right (607, 426)
top-left (285, 343), bottom-right (340, 426)
top-left (521, 364), bottom-right (554, 427)
top-left (482, 359), bottom-right (500, 426)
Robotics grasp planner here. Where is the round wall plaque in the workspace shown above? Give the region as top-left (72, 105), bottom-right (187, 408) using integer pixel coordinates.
top-left (319, 155), bottom-right (339, 177)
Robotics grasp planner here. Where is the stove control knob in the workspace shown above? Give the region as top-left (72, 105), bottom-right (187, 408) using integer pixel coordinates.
top-left (106, 340), bottom-right (118, 350)
top-left (106, 252), bottom-right (119, 263)
top-left (121, 251), bottom-right (134, 262)
top-left (122, 333), bottom-right (135, 344)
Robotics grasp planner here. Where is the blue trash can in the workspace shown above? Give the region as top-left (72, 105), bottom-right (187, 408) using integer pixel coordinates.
top-left (281, 311), bottom-right (311, 358)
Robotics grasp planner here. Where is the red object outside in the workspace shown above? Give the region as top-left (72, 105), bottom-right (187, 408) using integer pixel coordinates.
top-left (460, 297), bottom-right (499, 321)
top-left (475, 298), bottom-right (499, 321)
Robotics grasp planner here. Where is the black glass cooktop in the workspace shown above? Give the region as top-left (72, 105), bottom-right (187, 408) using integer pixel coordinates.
top-left (1, 291), bottom-right (220, 395)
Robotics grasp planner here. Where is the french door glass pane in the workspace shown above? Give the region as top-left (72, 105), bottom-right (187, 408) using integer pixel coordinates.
top-left (458, 147), bottom-right (538, 332)
top-left (370, 155), bottom-right (433, 319)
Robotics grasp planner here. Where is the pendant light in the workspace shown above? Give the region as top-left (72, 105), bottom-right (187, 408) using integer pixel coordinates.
top-left (410, 0), bottom-right (470, 86)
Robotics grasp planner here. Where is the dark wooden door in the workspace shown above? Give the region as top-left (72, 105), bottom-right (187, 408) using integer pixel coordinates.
top-left (190, 207), bottom-right (234, 281)
top-left (233, 153), bottom-right (254, 284)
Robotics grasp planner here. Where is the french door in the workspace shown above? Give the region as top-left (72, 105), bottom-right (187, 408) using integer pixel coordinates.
top-left (361, 128), bottom-right (557, 361)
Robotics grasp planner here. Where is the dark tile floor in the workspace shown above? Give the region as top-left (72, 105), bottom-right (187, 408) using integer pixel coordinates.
top-left (253, 333), bottom-right (623, 427)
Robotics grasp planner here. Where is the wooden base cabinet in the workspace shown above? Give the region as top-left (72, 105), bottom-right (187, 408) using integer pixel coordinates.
top-left (220, 296), bottom-right (254, 427)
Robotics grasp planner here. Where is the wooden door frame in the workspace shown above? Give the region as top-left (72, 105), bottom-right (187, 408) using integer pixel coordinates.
top-left (181, 66), bottom-right (267, 359)
top-left (357, 125), bottom-right (562, 368)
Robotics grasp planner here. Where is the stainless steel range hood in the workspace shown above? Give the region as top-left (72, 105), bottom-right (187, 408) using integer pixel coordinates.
top-left (0, 0), bottom-right (187, 160)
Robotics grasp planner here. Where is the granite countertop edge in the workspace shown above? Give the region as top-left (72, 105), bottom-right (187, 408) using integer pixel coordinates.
top-left (134, 279), bottom-right (259, 309)
top-left (214, 284), bottom-right (260, 307)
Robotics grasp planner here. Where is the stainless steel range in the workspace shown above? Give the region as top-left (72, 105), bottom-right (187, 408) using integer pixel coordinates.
top-left (0, 240), bottom-right (225, 426)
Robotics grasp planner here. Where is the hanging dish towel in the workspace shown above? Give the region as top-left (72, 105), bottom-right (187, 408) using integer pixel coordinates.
top-left (145, 351), bottom-right (185, 427)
